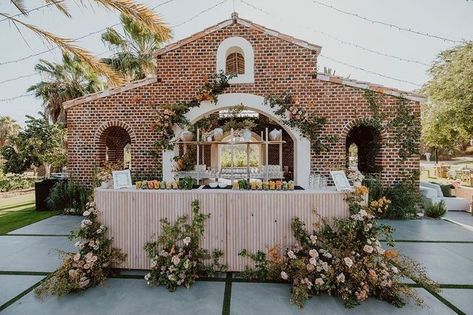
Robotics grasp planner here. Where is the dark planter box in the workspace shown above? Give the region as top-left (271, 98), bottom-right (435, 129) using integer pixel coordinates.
top-left (35, 179), bottom-right (66, 211)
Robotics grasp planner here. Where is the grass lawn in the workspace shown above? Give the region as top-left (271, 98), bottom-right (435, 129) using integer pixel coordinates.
top-left (0, 193), bottom-right (57, 234)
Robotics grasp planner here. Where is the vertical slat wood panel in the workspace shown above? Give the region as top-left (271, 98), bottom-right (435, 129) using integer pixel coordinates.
top-left (95, 189), bottom-right (348, 271)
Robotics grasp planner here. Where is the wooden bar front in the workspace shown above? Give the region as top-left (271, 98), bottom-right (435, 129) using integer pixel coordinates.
top-left (95, 188), bottom-right (349, 271)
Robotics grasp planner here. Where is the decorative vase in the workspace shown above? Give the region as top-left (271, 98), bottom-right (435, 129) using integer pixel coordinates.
top-left (213, 128), bottom-right (224, 141)
top-left (180, 131), bottom-right (193, 142)
top-left (242, 129), bottom-right (252, 141)
top-left (269, 128), bottom-right (282, 141)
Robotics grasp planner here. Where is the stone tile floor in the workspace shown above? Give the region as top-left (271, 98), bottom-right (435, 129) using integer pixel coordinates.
top-left (0, 215), bottom-right (472, 315)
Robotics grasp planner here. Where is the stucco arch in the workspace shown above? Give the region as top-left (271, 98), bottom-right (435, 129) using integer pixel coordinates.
top-left (162, 93), bottom-right (311, 187)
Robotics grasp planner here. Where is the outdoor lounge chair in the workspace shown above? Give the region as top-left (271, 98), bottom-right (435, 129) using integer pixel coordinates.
top-left (419, 182), bottom-right (470, 211)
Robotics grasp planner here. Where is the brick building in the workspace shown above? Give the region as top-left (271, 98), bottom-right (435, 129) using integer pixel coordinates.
top-left (64, 14), bottom-right (423, 188)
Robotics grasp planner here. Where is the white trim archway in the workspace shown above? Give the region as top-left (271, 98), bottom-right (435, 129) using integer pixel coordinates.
top-left (162, 93), bottom-right (311, 188)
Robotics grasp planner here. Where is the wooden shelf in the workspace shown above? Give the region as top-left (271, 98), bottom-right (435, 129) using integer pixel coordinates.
top-left (175, 140), bottom-right (286, 145)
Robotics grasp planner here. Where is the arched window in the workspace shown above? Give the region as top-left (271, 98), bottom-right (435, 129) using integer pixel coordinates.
top-left (226, 51), bottom-right (245, 75)
top-left (216, 37), bottom-right (254, 83)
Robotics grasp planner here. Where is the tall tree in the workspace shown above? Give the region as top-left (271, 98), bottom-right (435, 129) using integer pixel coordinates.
top-left (0, 116), bottom-right (21, 148)
top-left (422, 41), bottom-right (473, 152)
top-left (28, 53), bottom-right (105, 123)
top-left (101, 14), bottom-right (166, 81)
top-left (1, 113), bottom-right (66, 178)
top-left (1, 0), bottom-right (171, 86)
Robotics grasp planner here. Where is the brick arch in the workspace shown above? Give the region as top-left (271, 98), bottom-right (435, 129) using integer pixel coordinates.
top-left (343, 118), bottom-right (387, 175)
top-left (94, 121), bottom-right (137, 167)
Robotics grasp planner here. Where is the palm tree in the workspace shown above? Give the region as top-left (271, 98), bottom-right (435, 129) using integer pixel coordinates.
top-left (0, 116), bottom-right (21, 148)
top-left (1, 0), bottom-right (171, 86)
top-left (101, 14), bottom-right (165, 81)
top-left (28, 53), bottom-right (105, 123)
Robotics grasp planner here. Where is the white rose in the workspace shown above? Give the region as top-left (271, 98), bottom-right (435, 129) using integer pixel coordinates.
top-left (315, 278), bottom-right (325, 286)
top-left (309, 249), bottom-right (319, 258)
top-left (83, 211), bottom-right (91, 217)
top-left (310, 235), bottom-right (317, 244)
top-left (280, 271), bottom-right (288, 280)
top-left (309, 257), bottom-right (317, 266)
top-left (183, 237), bottom-right (191, 246)
top-left (144, 273), bottom-right (151, 281)
top-left (391, 266), bottom-right (399, 274)
top-left (363, 245), bottom-right (374, 253)
top-left (337, 273), bottom-right (345, 283)
top-left (344, 257), bottom-right (353, 268)
top-left (171, 255), bottom-right (180, 266)
top-left (287, 250), bottom-right (296, 259)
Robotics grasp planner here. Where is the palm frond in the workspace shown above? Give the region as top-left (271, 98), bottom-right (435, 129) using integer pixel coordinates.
top-left (1, 13), bottom-right (124, 86)
top-left (44, 0), bottom-right (71, 17)
top-left (10, 0), bottom-right (27, 15)
top-left (92, 0), bottom-right (171, 41)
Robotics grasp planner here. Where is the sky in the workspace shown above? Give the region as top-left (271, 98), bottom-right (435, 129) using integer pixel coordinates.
top-left (0, 0), bottom-right (472, 126)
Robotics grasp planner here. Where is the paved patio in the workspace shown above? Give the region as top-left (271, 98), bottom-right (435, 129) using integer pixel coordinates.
top-left (0, 214), bottom-right (472, 314)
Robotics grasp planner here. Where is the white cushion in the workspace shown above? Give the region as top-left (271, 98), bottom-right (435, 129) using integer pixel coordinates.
top-left (420, 182), bottom-right (444, 197)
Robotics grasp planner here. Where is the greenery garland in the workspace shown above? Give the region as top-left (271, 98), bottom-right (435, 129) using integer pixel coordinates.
top-left (151, 72), bottom-right (232, 151)
top-left (265, 93), bottom-right (338, 154)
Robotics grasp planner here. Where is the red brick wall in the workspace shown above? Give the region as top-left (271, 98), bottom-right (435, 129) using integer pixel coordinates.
top-left (66, 21), bottom-right (420, 186)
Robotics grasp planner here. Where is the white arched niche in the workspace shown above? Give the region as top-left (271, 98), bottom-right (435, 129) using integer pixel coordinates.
top-left (162, 93), bottom-right (311, 188)
top-left (216, 37), bottom-right (254, 84)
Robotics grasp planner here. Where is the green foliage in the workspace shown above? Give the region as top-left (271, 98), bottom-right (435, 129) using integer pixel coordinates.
top-left (1, 113), bottom-right (66, 176)
top-left (144, 200), bottom-right (227, 291)
top-left (389, 97), bottom-right (420, 160)
top-left (422, 42), bottom-right (473, 152)
top-left (28, 53), bottom-right (104, 123)
top-left (0, 116), bottom-right (21, 148)
top-left (101, 14), bottom-right (165, 81)
top-left (35, 203), bottom-right (126, 298)
top-left (381, 177), bottom-right (420, 219)
top-left (178, 176), bottom-right (194, 190)
top-left (265, 93), bottom-right (338, 154)
top-left (0, 174), bottom-right (35, 192)
top-left (47, 181), bottom-right (91, 215)
top-left (423, 201), bottom-right (447, 218)
top-left (152, 72), bottom-right (232, 151)
top-left (238, 249), bottom-right (282, 281)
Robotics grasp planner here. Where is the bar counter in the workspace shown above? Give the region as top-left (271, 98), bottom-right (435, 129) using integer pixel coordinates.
top-left (95, 188), bottom-right (349, 271)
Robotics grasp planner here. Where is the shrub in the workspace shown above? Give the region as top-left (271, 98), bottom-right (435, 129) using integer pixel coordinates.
top-left (424, 201), bottom-right (447, 218)
top-left (34, 202), bottom-right (126, 298)
top-left (143, 200), bottom-right (227, 291)
top-left (0, 174), bottom-right (35, 192)
top-left (47, 181), bottom-right (91, 214)
top-left (364, 176), bottom-right (420, 219)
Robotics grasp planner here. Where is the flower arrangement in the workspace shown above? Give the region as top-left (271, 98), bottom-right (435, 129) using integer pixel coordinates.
top-left (347, 169), bottom-right (365, 185)
top-left (239, 187), bottom-right (438, 308)
top-left (265, 93), bottom-right (338, 154)
top-left (152, 72), bottom-right (232, 151)
top-left (34, 202), bottom-right (126, 298)
top-left (143, 200), bottom-right (227, 292)
top-left (94, 163), bottom-right (122, 187)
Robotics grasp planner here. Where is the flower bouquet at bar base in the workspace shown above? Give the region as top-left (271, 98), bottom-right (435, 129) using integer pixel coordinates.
top-left (144, 200), bottom-right (226, 292)
top-left (238, 186), bottom-right (439, 308)
top-left (34, 202), bottom-right (126, 298)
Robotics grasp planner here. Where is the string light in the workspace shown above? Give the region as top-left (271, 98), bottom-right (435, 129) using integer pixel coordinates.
top-left (0, 3), bottom-right (57, 23)
top-left (240, 0), bottom-right (430, 67)
top-left (0, 93), bottom-right (34, 102)
top-left (309, 0), bottom-right (463, 44)
top-left (0, 73), bottom-right (38, 85)
top-left (319, 54), bottom-right (422, 87)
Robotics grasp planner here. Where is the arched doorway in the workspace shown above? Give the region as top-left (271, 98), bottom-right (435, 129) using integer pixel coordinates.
top-left (98, 126), bottom-right (132, 168)
top-left (162, 93), bottom-right (308, 185)
top-left (346, 124), bottom-right (381, 174)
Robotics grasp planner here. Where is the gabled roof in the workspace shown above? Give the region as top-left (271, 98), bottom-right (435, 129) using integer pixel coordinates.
top-left (63, 77), bottom-right (157, 109)
top-left (154, 13), bottom-right (322, 57)
top-left (316, 73), bottom-right (425, 103)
